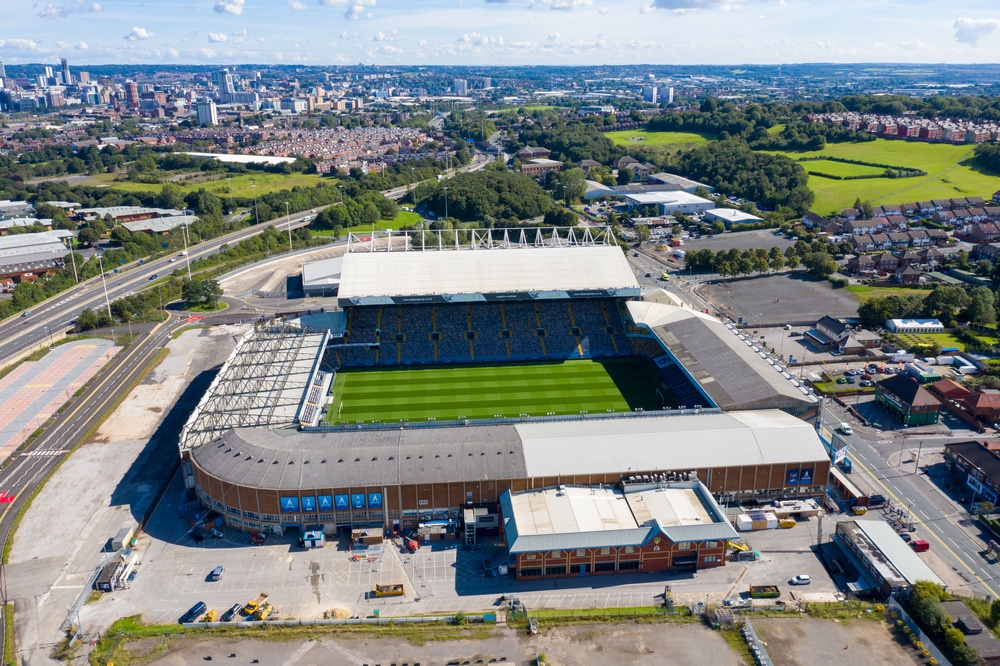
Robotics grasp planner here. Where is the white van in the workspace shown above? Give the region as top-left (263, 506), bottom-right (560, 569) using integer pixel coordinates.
top-left (839, 423), bottom-right (853, 435)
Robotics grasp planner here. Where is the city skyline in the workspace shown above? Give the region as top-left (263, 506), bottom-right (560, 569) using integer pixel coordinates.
top-left (1, 0), bottom-right (1000, 67)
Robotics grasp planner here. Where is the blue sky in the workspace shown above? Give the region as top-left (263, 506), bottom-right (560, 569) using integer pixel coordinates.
top-left (3, 0), bottom-right (1000, 66)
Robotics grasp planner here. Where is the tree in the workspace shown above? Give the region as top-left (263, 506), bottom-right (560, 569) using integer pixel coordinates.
top-left (182, 279), bottom-right (205, 305)
top-left (922, 285), bottom-right (971, 325)
top-left (616, 168), bottom-right (632, 186)
top-left (768, 247), bottom-right (785, 273)
top-left (201, 278), bottom-right (223, 307)
top-left (802, 252), bottom-right (838, 278)
top-left (78, 227), bottom-right (101, 246)
top-left (76, 307), bottom-right (98, 331)
top-left (557, 168), bottom-right (587, 204)
top-left (635, 224), bottom-right (652, 244)
top-left (965, 286), bottom-right (997, 325)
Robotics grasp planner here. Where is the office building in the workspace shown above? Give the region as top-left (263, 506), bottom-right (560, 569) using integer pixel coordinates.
top-left (124, 81), bottom-right (140, 110)
top-left (60, 58), bottom-right (71, 86)
top-left (77, 71), bottom-right (90, 85)
top-left (196, 98), bottom-right (218, 126)
top-left (218, 68), bottom-right (236, 102)
top-left (453, 78), bottom-right (468, 95)
top-left (0, 61), bottom-right (6, 79)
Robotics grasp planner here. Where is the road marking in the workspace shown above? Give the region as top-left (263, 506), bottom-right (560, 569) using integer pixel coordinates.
top-left (850, 453), bottom-right (998, 597)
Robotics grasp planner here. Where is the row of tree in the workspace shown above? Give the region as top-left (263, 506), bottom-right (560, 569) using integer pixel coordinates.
top-left (683, 245), bottom-right (838, 279)
top-left (857, 284), bottom-right (997, 328)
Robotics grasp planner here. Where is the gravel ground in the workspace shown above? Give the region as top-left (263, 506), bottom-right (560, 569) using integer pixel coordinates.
top-left (700, 273), bottom-right (859, 326)
top-left (146, 622), bottom-right (744, 666)
top-left (752, 617), bottom-right (910, 666)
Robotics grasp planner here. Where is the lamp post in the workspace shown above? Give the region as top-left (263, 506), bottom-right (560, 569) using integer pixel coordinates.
top-left (443, 186), bottom-right (449, 220)
top-left (970, 466), bottom-right (983, 514)
top-left (181, 223), bottom-right (192, 281)
top-left (96, 254), bottom-right (112, 318)
top-left (285, 201), bottom-right (293, 252)
top-left (252, 181), bottom-right (260, 226)
top-left (912, 439), bottom-right (924, 476)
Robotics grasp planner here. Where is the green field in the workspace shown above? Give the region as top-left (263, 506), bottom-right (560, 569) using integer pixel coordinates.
top-left (327, 358), bottom-right (669, 424)
top-left (605, 130), bottom-right (710, 148)
top-left (109, 171), bottom-right (326, 197)
top-left (311, 210), bottom-right (423, 236)
top-left (844, 285), bottom-right (933, 304)
top-left (765, 138), bottom-right (1000, 214)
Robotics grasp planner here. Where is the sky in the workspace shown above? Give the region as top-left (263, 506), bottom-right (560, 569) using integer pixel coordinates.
top-left (3, 0), bottom-right (1000, 67)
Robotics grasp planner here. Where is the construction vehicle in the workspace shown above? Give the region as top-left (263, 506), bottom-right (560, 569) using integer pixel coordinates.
top-left (728, 541), bottom-right (750, 552)
top-left (200, 609), bottom-right (216, 623)
top-left (254, 601), bottom-right (273, 620)
top-left (244, 592), bottom-right (269, 616)
top-left (374, 583), bottom-right (405, 597)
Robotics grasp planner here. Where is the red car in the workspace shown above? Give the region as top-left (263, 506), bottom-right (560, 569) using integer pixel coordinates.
top-left (252, 533), bottom-right (267, 545)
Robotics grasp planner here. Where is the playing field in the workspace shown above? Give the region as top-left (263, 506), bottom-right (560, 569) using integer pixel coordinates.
top-left (764, 138), bottom-right (1000, 214)
top-left (327, 358), bottom-right (671, 424)
top-left (605, 129), bottom-right (710, 148)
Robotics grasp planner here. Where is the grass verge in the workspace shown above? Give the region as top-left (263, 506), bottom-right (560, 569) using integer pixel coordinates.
top-left (718, 627), bottom-right (754, 665)
top-left (3, 604), bottom-right (14, 666)
top-left (89, 615), bottom-right (495, 665)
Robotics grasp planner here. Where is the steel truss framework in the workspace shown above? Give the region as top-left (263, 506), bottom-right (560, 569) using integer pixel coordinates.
top-left (346, 226), bottom-right (614, 253)
top-left (180, 321), bottom-right (328, 451)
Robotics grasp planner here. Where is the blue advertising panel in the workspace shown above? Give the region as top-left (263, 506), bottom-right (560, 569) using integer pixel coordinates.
top-left (334, 494), bottom-right (350, 511)
top-left (785, 469), bottom-right (800, 485)
top-left (368, 492), bottom-right (383, 509)
top-left (318, 495), bottom-right (334, 511)
top-left (798, 469), bottom-right (813, 485)
top-left (301, 496), bottom-right (317, 513)
top-left (280, 496), bottom-right (299, 513)
top-left (351, 493), bottom-right (367, 509)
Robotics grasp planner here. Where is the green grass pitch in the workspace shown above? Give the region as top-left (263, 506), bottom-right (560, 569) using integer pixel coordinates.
top-left (326, 358), bottom-right (673, 424)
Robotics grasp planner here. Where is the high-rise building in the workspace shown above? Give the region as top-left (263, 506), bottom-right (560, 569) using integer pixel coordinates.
top-left (665, 87), bottom-right (674, 104)
top-left (642, 85), bottom-right (658, 104)
top-left (196, 98), bottom-right (218, 126)
top-left (61, 57), bottom-right (72, 86)
top-left (481, 77), bottom-right (491, 89)
top-left (218, 68), bottom-right (235, 102)
top-left (124, 81), bottom-right (140, 109)
top-left (77, 71), bottom-right (90, 85)
top-left (44, 66), bottom-right (53, 79)
top-left (0, 61), bottom-right (6, 79)
top-left (453, 78), bottom-right (468, 95)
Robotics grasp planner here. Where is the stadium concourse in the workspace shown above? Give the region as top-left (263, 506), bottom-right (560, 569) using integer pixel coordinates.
top-left (180, 228), bottom-right (827, 580)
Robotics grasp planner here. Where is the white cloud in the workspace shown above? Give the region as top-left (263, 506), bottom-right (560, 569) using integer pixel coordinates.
top-left (200, 48), bottom-right (217, 58)
top-left (418, 38), bottom-right (428, 46)
top-left (544, 0), bottom-right (591, 8)
top-left (459, 31), bottom-right (504, 46)
top-left (208, 33), bottom-right (228, 43)
top-left (900, 39), bottom-right (927, 51)
top-left (320, 0), bottom-right (375, 20)
top-left (547, 32), bottom-right (561, 42)
top-left (76, 41), bottom-right (89, 50)
top-left (124, 26), bottom-right (154, 41)
top-left (0, 39), bottom-right (40, 50)
top-left (598, 5), bottom-right (609, 13)
top-left (650, 0), bottom-right (744, 10)
top-left (288, 0), bottom-right (308, 9)
top-left (232, 28), bottom-right (248, 36)
top-left (379, 44), bottom-right (403, 56)
top-left (372, 31), bottom-right (393, 41)
top-left (168, 48), bottom-right (180, 58)
top-left (954, 17), bottom-right (999, 46)
top-left (639, 4), bottom-right (655, 13)
top-left (214, 0), bottom-right (245, 16)
top-left (35, 0), bottom-right (101, 19)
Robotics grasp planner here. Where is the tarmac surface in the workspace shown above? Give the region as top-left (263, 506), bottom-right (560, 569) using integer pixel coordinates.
top-left (699, 273), bottom-right (860, 326)
top-left (0, 339), bottom-right (117, 462)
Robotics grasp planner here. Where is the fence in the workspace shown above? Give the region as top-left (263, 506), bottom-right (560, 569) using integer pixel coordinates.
top-left (305, 405), bottom-right (722, 433)
top-left (886, 597), bottom-right (952, 666)
top-left (742, 616), bottom-right (775, 666)
top-left (185, 614), bottom-right (487, 629)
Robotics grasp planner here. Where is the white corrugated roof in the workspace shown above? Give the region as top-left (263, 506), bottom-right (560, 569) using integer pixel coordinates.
top-left (516, 409), bottom-right (828, 478)
top-left (337, 246), bottom-right (638, 299)
top-left (855, 520), bottom-right (945, 588)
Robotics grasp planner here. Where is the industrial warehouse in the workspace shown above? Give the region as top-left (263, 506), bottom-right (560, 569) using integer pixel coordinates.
top-left (179, 228), bottom-right (829, 579)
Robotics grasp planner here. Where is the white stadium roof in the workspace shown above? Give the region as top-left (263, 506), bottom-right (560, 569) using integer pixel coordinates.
top-left (337, 246), bottom-right (638, 301)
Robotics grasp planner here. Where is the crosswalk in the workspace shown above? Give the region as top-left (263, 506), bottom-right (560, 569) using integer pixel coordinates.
top-left (20, 450), bottom-right (66, 457)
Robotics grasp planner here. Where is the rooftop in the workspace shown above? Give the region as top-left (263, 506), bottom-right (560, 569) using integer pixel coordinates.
top-left (841, 519), bottom-right (945, 589)
top-left (337, 245), bottom-right (638, 303)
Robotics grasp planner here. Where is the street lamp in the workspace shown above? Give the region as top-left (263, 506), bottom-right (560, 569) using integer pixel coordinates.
top-left (252, 181), bottom-right (260, 226)
top-left (96, 254), bottom-right (112, 318)
top-left (443, 186), bottom-right (449, 220)
top-left (285, 201), bottom-right (293, 252)
top-left (181, 222), bottom-right (192, 281)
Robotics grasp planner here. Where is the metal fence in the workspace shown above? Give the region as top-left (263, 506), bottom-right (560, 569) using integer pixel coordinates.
top-left (887, 597), bottom-right (953, 666)
top-left (742, 616), bottom-right (775, 666)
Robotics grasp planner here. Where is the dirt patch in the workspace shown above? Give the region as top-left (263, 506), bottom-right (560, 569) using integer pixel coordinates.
top-left (752, 616), bottom-right (910, 666)
top-left (324, 607), bottom-right (352, 619)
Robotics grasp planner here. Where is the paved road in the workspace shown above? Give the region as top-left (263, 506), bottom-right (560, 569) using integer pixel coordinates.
top-left (821, 401), bottom-right (1000, 597)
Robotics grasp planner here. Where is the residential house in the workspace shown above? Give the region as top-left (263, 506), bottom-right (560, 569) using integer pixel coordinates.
top-left (968, 196), bottom-right (986, 207)
top-left (969, 208), bottom-right (988, 222)
top-left (844, 219), bottom-right (879, 235)
top-left (878, 204), bottom-right (903, 217)
top-left (986, 206), bottom-right (1000, 219)
top-left (944, 440), bottom-right (1000, 506)
top-left (870, 233), bottom-right (892, 250)
top-left (932, 199), bottom-right (953, 210)
top-left (907, 229), bottom-right (930, 246)
top-left (932, 210), bottom-right (956, 225)
top-left (973, 242), bottom-right (1000, 261)
top-left (970, 223), bottom-right (1000, 243)
top-left (804, 315), bottom-right (852, 351)
top-left (848, 254), bottom-right (877, 275)
top-left (874, 374), bottom-right (942, 426)
top-left (802, 211), bottom-right (829, 228)
top-left (820, 219), bottom-right (844, 236)
top-left (965, 390), bottom-right (1000, 425)
top-left (918, 201), bottom-right (935, 215)
top-left (578, 159), bottom-right (602, 176)
top-left (850, 235), bottom-right (875, 252)
top-left (918, 247), bottom-right (943, 269)
top-left (872, 252), bottom-right (898, 272)
top-left (950, 197), bottom-right (971, 208)
top-left (993, 189), bottom-right (1000, 205)
top-left (896, 250), bottom-right (922, 267)
top-left (954, 209), bottom-right (973, 224)
top-left (840, 208), bottom-right (861, 221)
top-left (896, 265), bottom-right (923, 285)
top-left (887, 232), bottom-right (911, 249)
top-left (615, 156), bottom-right (652, 181)
top-left (925, 228), bottom-right (950, 245)
top-left (885, 215), bottom-right (909, 230)
top-left (900, 202), bottom-right (920, 217)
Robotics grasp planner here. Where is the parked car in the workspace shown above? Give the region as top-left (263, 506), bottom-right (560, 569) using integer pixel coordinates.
top-left (900, 533), bottom-right (913, 543)
top-left (790, 331), bottom-right (802, 337)
top-left (847, 376), bottom-right (856, 384)
top-left (179, 601), bottom-right (207, 624)
top-left (210, 565), bottom-right (224, 581)
top-left (221, 603), bottom-right (242, 622)
top-left (836, 377), bottom-right (847, 385)
top-left (790, 574), bottom-right (812, 585)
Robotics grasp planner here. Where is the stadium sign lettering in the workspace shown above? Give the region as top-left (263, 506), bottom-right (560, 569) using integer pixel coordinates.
top-left (280, 496), bottom-right (300, 513)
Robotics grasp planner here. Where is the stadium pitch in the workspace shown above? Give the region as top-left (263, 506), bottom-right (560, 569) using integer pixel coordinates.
top-left (326, 358), bottom-right (673, 424)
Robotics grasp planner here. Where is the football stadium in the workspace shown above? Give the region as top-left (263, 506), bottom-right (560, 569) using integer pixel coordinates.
top-left (180, 227), bottom-right (829, 580)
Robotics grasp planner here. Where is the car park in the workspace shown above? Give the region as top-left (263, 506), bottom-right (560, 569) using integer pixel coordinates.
top-left (179, 601), bottom-right (207, 624)
top-left (790, 574), bottom-right (812, 585)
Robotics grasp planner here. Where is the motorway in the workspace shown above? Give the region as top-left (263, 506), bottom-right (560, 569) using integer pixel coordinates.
top-left (0, 150), bottom-right (492, 365)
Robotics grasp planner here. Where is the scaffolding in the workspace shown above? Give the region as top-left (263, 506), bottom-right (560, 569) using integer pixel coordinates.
top-left (346, 226), bottom-right (616, 253)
